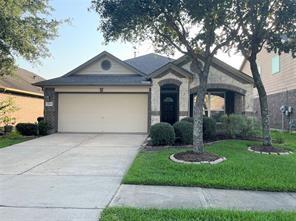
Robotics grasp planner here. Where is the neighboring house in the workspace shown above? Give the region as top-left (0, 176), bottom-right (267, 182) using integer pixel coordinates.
top-left (35, 51), bottom-right (254, 134)
top-left (0, 68), bottom-right (44, 125)
top-left (240, 51), bottom-right (296, 130)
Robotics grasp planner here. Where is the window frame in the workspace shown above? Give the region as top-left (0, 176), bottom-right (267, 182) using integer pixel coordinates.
top-left (271, 55), bottom-right (280, 75)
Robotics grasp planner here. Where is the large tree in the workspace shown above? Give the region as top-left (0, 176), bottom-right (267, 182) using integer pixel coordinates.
top-left (229, 0), bottom-right (296, 146)
top-left (0, 0), bottom-right (61, 76)
top-left (91, 0), bottom-right (236, 153)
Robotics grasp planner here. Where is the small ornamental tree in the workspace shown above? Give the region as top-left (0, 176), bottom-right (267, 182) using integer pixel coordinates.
top-left (229, 0), bottom-right (296, 146)
top-left (0, 0), bottom-right (62, 76)
top-left (0, 96), bottom-right (18, 125)
top-left (91, 0), bottom-right (236, 153)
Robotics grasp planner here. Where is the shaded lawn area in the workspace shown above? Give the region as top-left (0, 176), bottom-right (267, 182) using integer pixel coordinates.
top-left (123, 132), bottom-right (296, 192)
top-left (100, 208), bottom-right (296, 221)
top-left (0, 136), bottom-right (32, 148)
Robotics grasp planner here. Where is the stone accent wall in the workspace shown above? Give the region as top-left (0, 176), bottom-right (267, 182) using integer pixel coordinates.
top-left (44, 88), bottom-right (58, 134)
top-left (253, 89), bottom-right (296, 130)
top-left (151, 72), bottom-right (190, 125)
top-left (184, 62), bottom-right (254, 113)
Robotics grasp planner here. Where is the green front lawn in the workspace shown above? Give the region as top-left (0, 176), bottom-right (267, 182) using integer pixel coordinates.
top-left (0, 135), bottom-right (32, 148)
top-left (100, 208), bottom-right (296, 221)
top-left (123, 132), bottom-right (296, 192)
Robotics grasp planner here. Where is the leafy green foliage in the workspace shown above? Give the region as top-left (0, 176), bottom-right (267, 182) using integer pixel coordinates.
top-left (203, 117), bottom-right (216, 140)
top-left (100, 208), bottom-right (296, 221)
top-left (0, 96), bottom-right (18, 125)
top-left (173, 121), bottom-right (193, 144)
top-left (124, 132), bottom-right (296, 191)
top-left (181, 117), bottom-right (194, 123)
top-left (149, 122), bottom-right (175, 146)
top-left (16, 123), bottom-right (37, 136)
top-left (38, 121), bottom-right (48, 136)
top-left (228, 0), bottom-right (296, 146)
top-left (221, 114), bottom-right (259, 139)
top-left (0, 0), bottom-right (62, 75)
top-left (230, 0), bottom-right (296, 58)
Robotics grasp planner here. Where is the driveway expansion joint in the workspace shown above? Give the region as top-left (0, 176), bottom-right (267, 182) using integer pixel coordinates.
top-left (19, 134), bottom-right (99, 175)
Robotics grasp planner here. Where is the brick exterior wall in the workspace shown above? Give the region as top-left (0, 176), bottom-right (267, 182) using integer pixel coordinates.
top-left (0, 93), bottom-right (43, 125)
top-left (44, 88), bottom-right (58, 133)
top-left (253, 89), bottom-right (296, 130)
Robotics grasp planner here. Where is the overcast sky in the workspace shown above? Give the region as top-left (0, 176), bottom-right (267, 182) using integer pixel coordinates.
top-left (16, 0), bottom-right (244, 79)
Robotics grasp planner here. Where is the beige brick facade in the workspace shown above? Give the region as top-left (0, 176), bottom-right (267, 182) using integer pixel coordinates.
top-left (0, 93), bottom-right (44, 125)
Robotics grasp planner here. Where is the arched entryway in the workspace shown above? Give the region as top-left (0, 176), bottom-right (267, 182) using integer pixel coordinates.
top-left (189, 84), bottom-right (247, 121)
top-left (160, 84), bottom-right (179, 124)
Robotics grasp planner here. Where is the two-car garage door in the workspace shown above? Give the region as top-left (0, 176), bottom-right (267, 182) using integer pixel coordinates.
top-left (58, 93), bottom-right (148, 133)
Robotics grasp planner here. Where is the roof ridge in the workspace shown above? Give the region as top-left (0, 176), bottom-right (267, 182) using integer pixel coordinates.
top-left (124, 53), bottom-right (174, 61)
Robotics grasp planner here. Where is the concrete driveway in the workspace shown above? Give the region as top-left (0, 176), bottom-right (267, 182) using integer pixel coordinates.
top-left (0, 133), bottom-right (146, 221)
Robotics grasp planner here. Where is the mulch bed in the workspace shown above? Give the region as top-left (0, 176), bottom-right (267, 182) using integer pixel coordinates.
top-left (250, 146), bottom-right (289, 153)
top-left (173, 151), bottom-right (221, 162)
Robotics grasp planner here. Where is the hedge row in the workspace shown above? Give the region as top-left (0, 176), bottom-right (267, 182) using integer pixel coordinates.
top-left (149, 114), bottom-right (259, 146)
top-left (15, 118), bottom-right (48, 136)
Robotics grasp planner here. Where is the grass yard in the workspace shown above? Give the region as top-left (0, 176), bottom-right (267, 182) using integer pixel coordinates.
top-left (123, 132), bottom-right (296, 192)
top-left (100, 208), bottom-right (296, 221)
top-left (0, 135), bottom-right (32, 148)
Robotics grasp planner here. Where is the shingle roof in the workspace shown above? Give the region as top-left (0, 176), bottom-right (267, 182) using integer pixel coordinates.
top-left (0, 68), bottom-right (44, 96)
top-left (125, 53), bottom-right (174, 75)
top-left (34, 75), bottom-right (151, 87)
top-left (35, 51), bottom-right (253, 87)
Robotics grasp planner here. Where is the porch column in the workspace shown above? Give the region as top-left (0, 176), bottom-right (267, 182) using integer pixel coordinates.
top-left (234, 93), bottom-right (244, 114)
top-left (179, 80), bottom-right (190, 120)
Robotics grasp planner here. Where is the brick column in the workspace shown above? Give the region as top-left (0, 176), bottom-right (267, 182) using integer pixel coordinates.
top-left (44, 88), bottom-right (58, 133)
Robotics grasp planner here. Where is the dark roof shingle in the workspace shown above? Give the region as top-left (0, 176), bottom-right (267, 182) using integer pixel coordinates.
top-left (34, 75), bottom-right (151, 87)
top-left (125, 53), bottom-right (174, 75)
top-left (0, 68), bottom-right (44, 95)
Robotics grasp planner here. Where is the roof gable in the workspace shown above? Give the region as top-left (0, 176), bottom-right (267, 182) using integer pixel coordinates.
top-left (149, 63), bottom-right (193, 79)
top-left (64, 51), bottom-right (146, 77)
top-left (174, 54), bottom-right (253, 84)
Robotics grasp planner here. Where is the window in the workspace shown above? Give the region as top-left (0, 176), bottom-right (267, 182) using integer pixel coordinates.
top-left (101, 60), bottom-right (111, 70)
top-left (271, 55), bottom-right (280, 74)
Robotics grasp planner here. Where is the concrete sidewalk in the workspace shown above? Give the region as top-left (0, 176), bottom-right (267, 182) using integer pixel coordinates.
top-left (110, 184), bottom-right (296, 211)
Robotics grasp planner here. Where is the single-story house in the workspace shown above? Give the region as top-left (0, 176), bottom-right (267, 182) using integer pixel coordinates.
top-left (35, 51), bottom-right (254, 134)
top-left (0, 68), bottom-right (44, 126)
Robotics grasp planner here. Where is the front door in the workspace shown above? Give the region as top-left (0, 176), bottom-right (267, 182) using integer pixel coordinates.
top-left (160, 83), bottom-right (179, 124)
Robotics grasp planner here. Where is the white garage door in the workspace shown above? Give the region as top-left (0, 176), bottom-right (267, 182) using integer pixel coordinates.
top-left (58, 93), bottom-right (148, 133)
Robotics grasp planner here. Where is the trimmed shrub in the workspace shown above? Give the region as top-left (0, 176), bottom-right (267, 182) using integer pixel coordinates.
top-left (181, 117), bottom-right (194, 123)
top-left (149, 122), bottom-right (175, 146)
top-left (38, 121), bottom-right (48, 136)
top-left (203, 117), bottom-right (216, 140)
top-left (173, 121), bottom-right (193, 144)
top-left (37, 116), bottom-right (44, 122)
top-left (16, 123), bottom-right (38, 136)
top-left (221, 114), bottom-right (259, 139)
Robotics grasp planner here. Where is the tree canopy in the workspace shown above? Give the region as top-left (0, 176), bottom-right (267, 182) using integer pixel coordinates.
top-left (230, 0), bottom-right (296, 58)
top-left (0, 0), bottom-right (62, 75)
top-left (228, 0), bottom-right (296, 146)
top-left (92, 0), bottom-right (235, 62)
top-left (92, 0), bottom-right (237, 153)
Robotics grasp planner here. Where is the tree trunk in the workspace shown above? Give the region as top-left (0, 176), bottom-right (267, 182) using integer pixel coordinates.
top-left (249, 57), bottom-right (272, 146)
top-left (193, 82), bottom-right (207, 153)
top-left (192, 59), bottom-right (209, 153)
